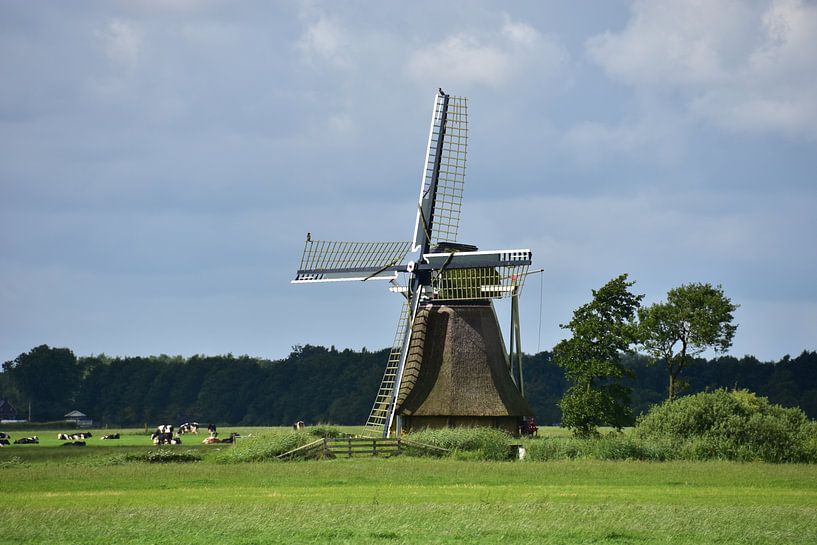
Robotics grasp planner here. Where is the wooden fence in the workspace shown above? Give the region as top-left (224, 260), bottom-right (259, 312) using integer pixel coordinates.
top-left (277, 436), bottom-right (450, 460)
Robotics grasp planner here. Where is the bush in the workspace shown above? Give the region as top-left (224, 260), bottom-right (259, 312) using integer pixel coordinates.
top-left (308, 425), bottom-right (344, 438)
top-left (406, 428), bottom-right (513, 461)
top-left (123, 448), bottom-right (202, 464)
top-left (524, 434), bottom-right (672, 462)
top-left (215, 431), bottom-right (315, 463)
top-left (635, 389), bottom-right (817, 463)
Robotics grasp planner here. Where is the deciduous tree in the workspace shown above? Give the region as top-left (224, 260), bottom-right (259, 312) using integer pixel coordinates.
top-left (553, 274), bottom-right (643, 436)
top-left (2, 345), bottom-right (81, 420)
top-left (639, 283), bottom-right (738, 401)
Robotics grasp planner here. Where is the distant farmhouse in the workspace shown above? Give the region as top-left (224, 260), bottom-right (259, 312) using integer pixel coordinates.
top-left (64, 410), bottom-right (93, 428)
top-left (0, 399), bottom-right (21, 422)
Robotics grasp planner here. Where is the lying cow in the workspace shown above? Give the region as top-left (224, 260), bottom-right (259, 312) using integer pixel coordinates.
top-left (0, 432), bottom-right (10, 440)
top-left (0, 439), bottom-right (9, 446)
top-left (151, 432), bottom-right (181, 445)
top-left (202, 432), bottom-right (239, 445)
top-left (221, 432), bottom-right (240, 444)
top-left (14, 436), bottom-right (39, 444)
top-left (178, 422), bottom-right (199, 435)
top-left (58, 432), bottom-right (93, 441)
top-left (60, 441), bottom-right (86, 447)
top-left (101, 433), bottom-right (120, 440)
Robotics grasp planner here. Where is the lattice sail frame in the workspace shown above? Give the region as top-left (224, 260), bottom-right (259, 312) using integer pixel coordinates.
top-left (293, 239), bottom-right (412, 282)
top-left (432, 264), bottom-right (531, 301)
top-left (413, 95), bottom-right (468, 250)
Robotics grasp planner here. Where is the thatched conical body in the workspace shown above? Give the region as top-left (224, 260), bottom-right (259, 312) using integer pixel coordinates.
top-left (395, 300), bottom-right (532, 434)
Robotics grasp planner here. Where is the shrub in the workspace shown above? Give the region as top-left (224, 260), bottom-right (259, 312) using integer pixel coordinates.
top-left (124, 449), bottom-right (202, 464)
top-left (406, 428), bottom-right (513, 461)
top-left (308, 425), bottom-right (345, 438)
top-left (524, 434), bottom-right (673, 462)
top-left (635, 389), bottom-right (817, 463)
top-left (215, 431), bottom-right (315, 463)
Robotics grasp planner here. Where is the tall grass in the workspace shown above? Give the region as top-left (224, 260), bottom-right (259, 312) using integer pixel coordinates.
top-left (214, 430), bottom-right (313, 463)
top-left (407, 427), bottom-right (513, 460)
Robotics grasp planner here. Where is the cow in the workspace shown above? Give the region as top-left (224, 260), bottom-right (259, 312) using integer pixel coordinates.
top-left (202, 432), bottom-right (239, 445)
top-left (151, 432), bottom-right (181, 445)
top-left (61, 441), bottom-right (86, 447)
top-left (101, 433), bottom-right (120, 440)
top-left (220, 432), bottom-right (240, 444)
top-left (59, 432), bottom-right (93, 441)
top-left (178, 422), bottom-right (199, 435)
top-left (0, 439), bottom-right (9, 446)
top-left (293, 421), bottom-right (305, 431)
top-left (155, 424), bottom-right (173, 435)
top-left (0, 432), bottom-right (10, 440)
top-left (13, 436), bottom-right (39, 444)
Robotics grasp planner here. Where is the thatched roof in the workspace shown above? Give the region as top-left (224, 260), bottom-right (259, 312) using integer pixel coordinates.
top-left (396, 301), bottom-right (532, 417)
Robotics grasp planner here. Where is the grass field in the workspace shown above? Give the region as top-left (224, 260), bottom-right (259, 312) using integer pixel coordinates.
top-left (2, 427), bottom-right (816, 545)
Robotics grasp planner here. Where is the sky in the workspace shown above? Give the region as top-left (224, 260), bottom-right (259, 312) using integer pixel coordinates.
top-left (1, 0), bottom-right (816, 365)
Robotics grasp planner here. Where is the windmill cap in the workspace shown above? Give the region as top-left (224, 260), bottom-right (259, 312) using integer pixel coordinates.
top-left (431, 242), bottom-right (478, 253)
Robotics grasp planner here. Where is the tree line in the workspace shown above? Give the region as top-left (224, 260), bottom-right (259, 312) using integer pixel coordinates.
top-left (2, 343), bottom-right (816, 426)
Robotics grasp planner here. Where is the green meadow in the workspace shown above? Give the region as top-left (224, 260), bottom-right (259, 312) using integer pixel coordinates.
top-left (1, 427), bottom-right (816, 545)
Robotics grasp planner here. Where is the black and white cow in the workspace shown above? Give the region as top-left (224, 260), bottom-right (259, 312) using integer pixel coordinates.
top-left (58, 432), bottom-right (92, 441)
top-left (155, 424), bottom-right (174, 435)
top-left (0, 439), bottom-right (9, 446)
top-left (151, 432), bottom-right (182, 445)
top-left (13, 436), bottom-right (39, 444)
top-left (178, 422), bottom-right (199, 435)
top-left (293, 421), bottom-right (305, 431)
top-left (101, 433), bottom-right (120, 440)
top-left (0, 432), bottom-right (10, 440)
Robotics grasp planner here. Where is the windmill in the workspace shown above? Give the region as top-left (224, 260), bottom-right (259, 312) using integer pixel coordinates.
top-left (292, 90), bottom-right (534, 437)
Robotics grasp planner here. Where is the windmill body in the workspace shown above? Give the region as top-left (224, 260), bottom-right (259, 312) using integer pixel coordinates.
top-left (293, 91), bottom-right (534, 437)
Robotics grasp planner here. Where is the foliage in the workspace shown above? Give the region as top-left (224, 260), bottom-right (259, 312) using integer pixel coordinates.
top-left (406, 427), bottom-right (513, 460)
top-left (2, 345), bottom-right (81, 420)
top-left (215, 430), bottom-right (314, 463)
top-left (635, 389), bottom-right (817, 462)
top-left (308, 425), bottom-right (345, 438)
top-left (639, 283), bottom-right (738, 400)
top-left (5, 342), bottom-right (817, 428)
top-left (524, 434), bottom-right (673, 462)
top-left (553, 274), bottom-right (643, 435)
top-left (123, 448), bottom-right (202, 463)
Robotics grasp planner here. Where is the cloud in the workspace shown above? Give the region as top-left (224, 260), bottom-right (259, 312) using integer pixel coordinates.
top-left (587, 0), bottom-right (817, 138)
top-left (296, 13), bottom-right (351, 69)
top-left (96, 19), bottom-right (143, 69)
top-left (562, 115), bottom-right (685, 168)
top-left (406, 15), bottom-right (568, 89)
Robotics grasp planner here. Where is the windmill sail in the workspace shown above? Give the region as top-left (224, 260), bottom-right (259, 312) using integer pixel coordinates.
top-left (292, 238), bottom-right (412, 283)
top-left (412, 93), bottom-right (468, 253)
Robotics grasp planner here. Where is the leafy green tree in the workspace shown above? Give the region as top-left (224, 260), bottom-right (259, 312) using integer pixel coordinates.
top-left (2, 345), bottom-right (81, 420)
top-left (639, 283), bottom-right (738, 401)
top-left (553, 274), bottom-right (643, 436)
